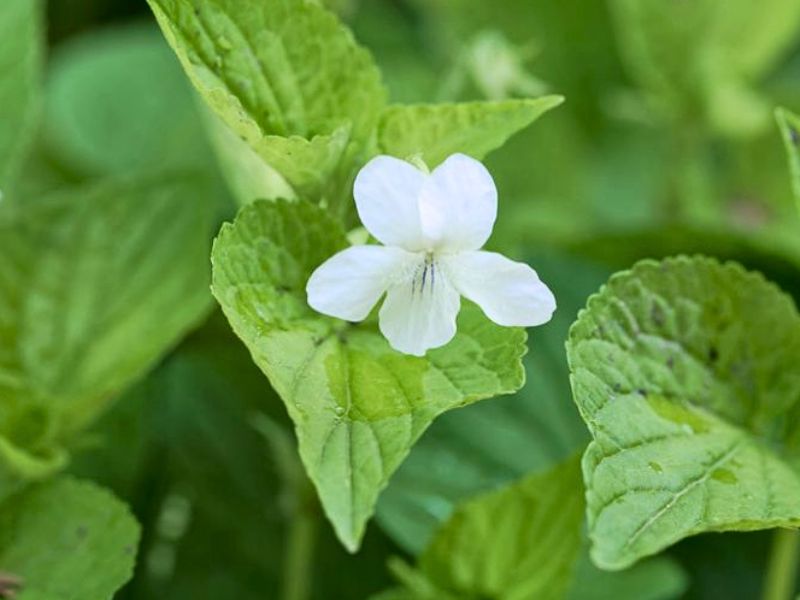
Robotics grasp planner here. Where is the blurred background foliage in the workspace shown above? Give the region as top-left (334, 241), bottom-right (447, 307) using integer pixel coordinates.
top-left (10, 0), bottom-right (800, 597)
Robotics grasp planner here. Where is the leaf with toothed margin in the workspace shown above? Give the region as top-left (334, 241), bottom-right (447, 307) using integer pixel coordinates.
top-left (567, 256), bottom-right (800, 570)
top-left (377, 96), bottom-right (564, 167)
top-left (147, 0), bottom-right (387, 205)
top-left (776, 107), bottom-right (800, 208)
top-left (210, 199), bottom-right (526, 551)
top-left (0, 477), bottom-right (139, 600)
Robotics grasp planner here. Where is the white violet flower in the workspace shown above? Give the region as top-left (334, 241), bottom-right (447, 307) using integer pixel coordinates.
top-left (306, 153), bottom-right (556, 356)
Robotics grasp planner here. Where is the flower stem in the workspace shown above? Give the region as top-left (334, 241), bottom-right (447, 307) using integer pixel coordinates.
top-left (281, 504), bottom-right (317, 600)
top-left (762, 529), bottom-right (800, 600)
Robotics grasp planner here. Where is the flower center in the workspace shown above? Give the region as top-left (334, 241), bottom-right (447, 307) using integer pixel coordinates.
top-left (412, 252), bottom-right (437, 297)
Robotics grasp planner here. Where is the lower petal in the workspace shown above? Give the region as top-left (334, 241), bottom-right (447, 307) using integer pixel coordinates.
top-left (445, 250), bottom-right (556, 327)
top-left (306, 245), bottom-right (414, 322)
top-left (379, 260), bottom-right (461, 356)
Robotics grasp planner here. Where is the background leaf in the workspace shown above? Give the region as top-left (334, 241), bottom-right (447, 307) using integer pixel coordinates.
top-left (0, 174), bottom-right (214, 497)
top-left (608, 0), bottom-right (800, 134)
top-left (43, 23), bottom-right (216, 178)
top-left (0, 477), bottom-right (139, 600)
top-left (568, 256), bottom-right (800, 569)
top-left (211, 199), bottom-right (526, 551)
top-left (0, 0), bottom-right (43, 194)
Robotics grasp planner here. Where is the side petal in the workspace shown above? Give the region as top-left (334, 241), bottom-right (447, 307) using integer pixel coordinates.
top-left (418, 153), bottom-right (497, 251)
top-left (306, 245), bottom-right (415, 322)
top-left (354, 155), bottom-right (427, 250)
top-left (379, 258), bottom-right (461, 356)
top-left (445, 250), bottom-right (556, 327)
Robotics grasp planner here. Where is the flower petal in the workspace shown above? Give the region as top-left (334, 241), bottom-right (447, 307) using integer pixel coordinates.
top-left (354, 155), bottom-right (427, 250)
top-left (307, 245), bottom-right (415, 322)
top-left (418, 153), bottom-right (497, 251)
top-left (445, 250), bottom-right (556, 326)
top-left (379, 257), bottom-right (461, 356)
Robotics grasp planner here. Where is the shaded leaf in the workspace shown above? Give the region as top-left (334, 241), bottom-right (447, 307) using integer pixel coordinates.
top-left (609, 0), bottom-right (800, 134)
top-left (0, 477), bottom-right (139, 600)
top-left (0, 0), bottom-right (43, 193)
top-left (382, 456), bottom-right (584, 600)
top-left (0, 174), bottom-right (214, 498)
top-left (44, 24), bottom-right (214, 177)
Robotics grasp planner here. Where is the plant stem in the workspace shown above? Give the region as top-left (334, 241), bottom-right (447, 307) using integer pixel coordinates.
top-left (281, 503), bottom-right (318, 600)
top-left (763, 529), bottom-right (800, 600)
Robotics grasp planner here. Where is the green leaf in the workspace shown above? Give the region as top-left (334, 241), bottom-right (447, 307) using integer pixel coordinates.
top-left (0, 0), bottom-right (43, 193)
top-left (374, 253), bottom-right (686, 600)
top-left (0, 477), bottom-right (139, 600)
top-left (567, 256), bottom-right (800, 570)
top-left (43, 24), bottom-right (215, 177)
top-left (147, 0), bottom-right (387, 203)
top-left (211, 199), bottom-right (526, 551)
top-left (609, 0), bottom-right (800, 134)
top-left (377, 96), bottom-right (563, 167)
top-left (776, 108), bottom-right (800, 208)
top-left (0, 174), bottom-right (213, 497)
top-left (385, 456), bottom-right (584, 600)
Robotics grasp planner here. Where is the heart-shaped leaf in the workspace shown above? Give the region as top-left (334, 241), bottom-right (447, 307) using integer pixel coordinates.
top-left (568, 256), bottom-right (800, 569)
top-left (211, 199), bottom-right (526, 551)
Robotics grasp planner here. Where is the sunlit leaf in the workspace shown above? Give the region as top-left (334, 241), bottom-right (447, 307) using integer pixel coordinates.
top-left (211, 199), bottom-right (525, 551)
top-left (147, 0), bottom-right (387, 205)
top-left (568, 256), bottom-right (800, 569)
top-left (377, 96), bottom-right (563, 167)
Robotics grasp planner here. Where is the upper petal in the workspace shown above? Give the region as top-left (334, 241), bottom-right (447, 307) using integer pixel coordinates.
top-left (379, 256), bottom-right (461, 356)
top-left (306, 245), bottom-right (415, 322)
top-left (445, 250), bottom-right (555, 327)
top-left (354, 155), bottom-right (427, 250)
top-left (418, 153), bottom-right (497, 251)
